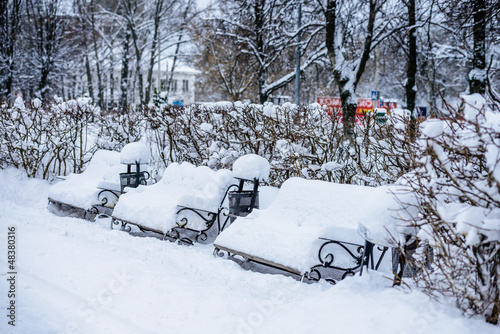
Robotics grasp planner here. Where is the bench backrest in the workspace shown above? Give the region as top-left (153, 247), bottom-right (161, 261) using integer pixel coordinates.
top-left (160, 162), bottom-right (234, 212)
top-left (48, 150), bottom-right (122, 209)
top-left (251, 177), bottom-right (411, 243)
top-left (84, 149), bottom-right (122, 182)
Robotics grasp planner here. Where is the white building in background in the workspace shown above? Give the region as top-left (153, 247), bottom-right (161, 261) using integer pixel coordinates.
top-left (77, 58), bottom-right (198, 108)
top-left (151, 59), bottom-right (199, 106)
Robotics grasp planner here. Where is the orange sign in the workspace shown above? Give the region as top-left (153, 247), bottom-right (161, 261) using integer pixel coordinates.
top-left (356, 98), bottom-right (374, 114)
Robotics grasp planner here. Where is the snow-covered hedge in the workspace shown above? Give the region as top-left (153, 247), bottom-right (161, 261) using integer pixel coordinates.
top-left (144, 102), bottom-right (410, 187)
top-left (0, 97), bottom-right (99, 178)
top-left (402, 94), bottom-right (500, 324)
top-left (0, 98), bottom-right (410, 186)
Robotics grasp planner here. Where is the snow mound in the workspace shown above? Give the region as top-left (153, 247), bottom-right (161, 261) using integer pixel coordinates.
top-left (232, 154), bottom-right (270, 181)
top-left (1, 168), bottom-right (498, 334)
top-left (200, 122), bottom-right (214, 133)
top-left (14, 96), bottom-right (25, 110)
top-left (48, 150), bottom-right (122, 209)
top-left (0, 168), bottom-right (50, 208)
top-left (263, 105), bottom-right (276, 117)
top-left (120, 142), bottom-right (150, 164)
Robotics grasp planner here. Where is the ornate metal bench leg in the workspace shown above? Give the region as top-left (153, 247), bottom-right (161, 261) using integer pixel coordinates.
top-left (375, 247), bottom-right (389, 270)
top-left (360, 240), bottom-right (374, 276)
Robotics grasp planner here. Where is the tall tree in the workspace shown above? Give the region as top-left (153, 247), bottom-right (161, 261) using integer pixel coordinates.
top-left (323, 0), bottom-right (390, 138)
top-left (164, 0), bottom-right (195, 102)
top-left (0, 0), bottom-right (22, 99)
top-left (144, 0), bottom-right (167, 104)
top-left (202, 0), bottom-right (324, 103)
top-left (120, 20), bottom-right (131, 108)
top-left (90, 0), bottom-right (105, 107)
top-left (26, 0), bottom-right (73, 99)
top-left (469, 0), bottom-right (486, 94)
top-left (406, 0), bottom-right (417, 140)
top-left (439, 0), bottom-right (500, 96)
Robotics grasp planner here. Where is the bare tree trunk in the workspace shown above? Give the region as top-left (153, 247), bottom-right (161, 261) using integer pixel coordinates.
top-left (120, 23), bottom-right (131, 109)
top-left (109, 39), bottom-right (115, 107)
top-left (166, 0), bottom-right (193, 99)
top-left (406, 0), bottom-right (417, 140)
top-left (123, 0), bottom-right (144, 106)
top-left (145, 0), bottom-right (163, 104)
top-left (85, 54), bottom-right (94, 100)
top-left (325, 0), bottom-right (377, 139)
top-left (469, 0), bottom-right (486, 94)
top-left (255, 0), bottom-right (267, 104)
top-left (0, 0), bottom-right (21, 99)
top-left (131, 32), bottom-right (143, 105)
top-left (90, 0), bottom-right (104, 108)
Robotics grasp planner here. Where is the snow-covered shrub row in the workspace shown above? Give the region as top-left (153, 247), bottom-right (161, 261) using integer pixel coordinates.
top-left (0, 98), bottom-right (151, 179)
top-left (0, 98), bottom-right (411, 186)
top-left (401, 94), bottom-right (500, 324)
top-left (96, 107), bottom-right (146, 152)
top-left (144, 102), bottom-right (410, 187)
top-left (0, 97), bottom-right (99, 178)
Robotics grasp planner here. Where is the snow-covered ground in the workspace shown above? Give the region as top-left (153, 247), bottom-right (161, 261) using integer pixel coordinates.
top-left (0, 168), bottom-right (497, 334)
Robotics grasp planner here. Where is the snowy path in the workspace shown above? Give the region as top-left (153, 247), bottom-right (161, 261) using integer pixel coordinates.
top-left (0, 169), bottom-right (497, 334)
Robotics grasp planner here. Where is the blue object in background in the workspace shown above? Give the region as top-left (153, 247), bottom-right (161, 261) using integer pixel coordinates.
top-left (173, 100), bottom-right (184, 107)
top-left (378, 97), bottom-right (384, 107)
top-left (417, 106), bottom-right (427, 117)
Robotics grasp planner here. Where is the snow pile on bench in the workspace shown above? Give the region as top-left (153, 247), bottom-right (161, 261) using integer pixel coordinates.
top-left (48, 150), bottom-right (122, 210)
top-left (232, 154), bottom-right (270, 181)
top-left (215, 177), bottom-right (415, 274)
top-left (112, 162), bottom-right (234, 232)
top-left (120, 141), bottom-right (150, 164)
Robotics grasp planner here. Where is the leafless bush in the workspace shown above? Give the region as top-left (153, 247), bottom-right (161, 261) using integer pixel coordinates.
top-left (143, 102), bottom-right (407, 187)
top-left (402, 95), bottom-right (500, 325)
top-left (0, 98), bottom-right (412, 188)
top-left (0, 97), bottom-right (98, 178)
top-left (96, 107), bottom-right (146, 152)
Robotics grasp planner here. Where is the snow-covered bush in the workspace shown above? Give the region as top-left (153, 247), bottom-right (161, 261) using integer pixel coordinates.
top-left (143, 102), bottom-right (409, 187)
top-left (97, 107), bottom-right (147, 152)
top-left (363, 111), bottom-right (418, 184)
top-left (402, 94), bottom-right (500, 324)
top-left (0, 97), bottom-right (98, 178)
top-left (0, 98), bottom-right (409, 187)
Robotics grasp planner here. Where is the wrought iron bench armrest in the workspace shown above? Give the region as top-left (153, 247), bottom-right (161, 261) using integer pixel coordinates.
top-left (359, 240), bottom-right (389, 275)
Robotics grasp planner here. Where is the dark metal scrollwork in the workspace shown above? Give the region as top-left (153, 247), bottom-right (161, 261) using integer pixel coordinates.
top-left (84, 206), bottom-right (99, 220)
top-left (162, 207), bottom-right (219, 245)
top-left (195, 231), bottom-right (209, 243)
top-left (213, 247), bottom-right (228, 258)
top-left (97, 189), bottom-right (120, 207)
top-left (308, 238), bottom-right (365, 285)
top-left (111, 218), bottom-right (131, 232)
top-left (304, 269), bottom-right (321, 282)
top-left (217, 207), bottom-right (232, 232)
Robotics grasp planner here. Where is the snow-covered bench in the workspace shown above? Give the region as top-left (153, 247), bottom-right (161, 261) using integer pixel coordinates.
top-left (111, 154), bottom-right (274, 245)
top-left (111, 162), bottom-right (236, 244)
top-left (48, 150), bottom-right (123, 219)
top-left (214, 178), bottom-right (412, 283)
top-left (48, 142), bottom-right (151, 220)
